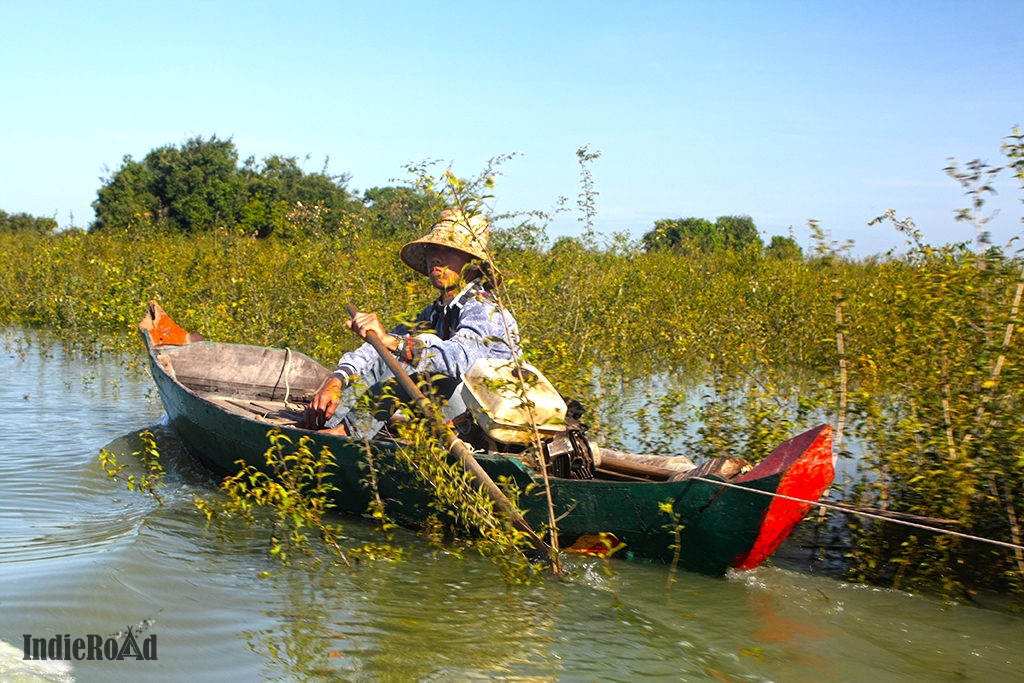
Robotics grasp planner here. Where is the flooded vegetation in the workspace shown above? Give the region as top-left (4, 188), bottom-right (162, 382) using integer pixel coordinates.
top-left (2, 132), bottom-right (1024, 604)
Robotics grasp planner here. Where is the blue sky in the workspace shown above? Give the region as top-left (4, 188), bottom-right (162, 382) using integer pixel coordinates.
top-left (2, 1), bottom-right (1022, 256)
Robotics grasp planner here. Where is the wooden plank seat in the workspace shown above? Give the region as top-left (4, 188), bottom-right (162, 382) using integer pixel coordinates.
top-left (204, 395), bottom-right (304, 426)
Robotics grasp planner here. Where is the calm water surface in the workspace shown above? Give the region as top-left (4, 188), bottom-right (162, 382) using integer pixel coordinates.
top-left (1, 330), bottom-right (1022, 682)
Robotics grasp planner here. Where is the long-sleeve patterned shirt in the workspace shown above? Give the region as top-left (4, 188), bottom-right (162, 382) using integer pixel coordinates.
top-left (332, 280), bottom-right (521, 384)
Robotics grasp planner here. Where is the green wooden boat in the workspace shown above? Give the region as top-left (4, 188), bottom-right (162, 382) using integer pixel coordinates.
top-left (140, 302), bottom-right (835, 575)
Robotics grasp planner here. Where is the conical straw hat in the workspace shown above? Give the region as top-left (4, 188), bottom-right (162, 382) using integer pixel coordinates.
top-left (400, 209), bottom-right (489, 276)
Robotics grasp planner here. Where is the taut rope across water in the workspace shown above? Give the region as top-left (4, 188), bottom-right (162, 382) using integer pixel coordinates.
top-left (692, 475), bottom-right (1024, 553)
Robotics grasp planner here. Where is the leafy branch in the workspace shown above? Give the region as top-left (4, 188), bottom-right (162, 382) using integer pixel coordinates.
top-left (98, 429), bottom-right (166, 505)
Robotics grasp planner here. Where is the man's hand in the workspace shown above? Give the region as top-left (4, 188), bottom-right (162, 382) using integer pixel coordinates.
top-left (346, 311), bottom-right (400, 351)
top-left (304, 375), bottom-right (343, 429)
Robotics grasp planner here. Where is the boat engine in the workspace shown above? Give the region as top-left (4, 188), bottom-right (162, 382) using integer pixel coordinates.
top-left (456, 358), bottom-right (596, 479)
top-left (543, 429), bottom-right (595, 480)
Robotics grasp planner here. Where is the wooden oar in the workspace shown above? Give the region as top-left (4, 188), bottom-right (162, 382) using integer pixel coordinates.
top-left (346, 305), bottom-right (555, 565)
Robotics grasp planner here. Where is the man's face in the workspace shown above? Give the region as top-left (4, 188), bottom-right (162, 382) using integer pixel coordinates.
top-left (425, 245), bottom-right (472, 292)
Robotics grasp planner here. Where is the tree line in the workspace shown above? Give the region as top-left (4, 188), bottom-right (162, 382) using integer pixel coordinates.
top-left (642, 215), bottom-right (802, 257)
top-left (0, 210), bottom-right (58, 235)
top-left (3, 135), bottom-right (800, 256)
top-left (88, 135), bottom-right (433, 241)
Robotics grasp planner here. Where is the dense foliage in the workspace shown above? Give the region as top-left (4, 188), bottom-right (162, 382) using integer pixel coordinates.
top-left (0, 209), bottom-right (57, 235)
top-left (2, 131), bottom-right (1024, 601)
top-left (90, 135), bottom-right (426, 240)
top-left (643, 215), bottom-right (760, 253)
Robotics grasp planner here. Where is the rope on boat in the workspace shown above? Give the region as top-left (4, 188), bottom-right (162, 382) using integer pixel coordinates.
top-left (690, 475), bottom-right (1024, 553)
top-left (278, 348), bottom-right (307, 413)
top-left (283, 347), bottom-right (292, 405)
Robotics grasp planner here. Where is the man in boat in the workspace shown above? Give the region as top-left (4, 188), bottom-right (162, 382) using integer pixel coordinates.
top-left (304, 208), bottom-right (521, 437)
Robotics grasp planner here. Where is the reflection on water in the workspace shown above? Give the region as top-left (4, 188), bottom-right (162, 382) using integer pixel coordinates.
top-left (1, 329), bottom-right (1023, 682)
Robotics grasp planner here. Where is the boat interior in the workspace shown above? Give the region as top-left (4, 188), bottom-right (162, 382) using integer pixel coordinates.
top-left (156, 341), bottom-right (749, 485)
